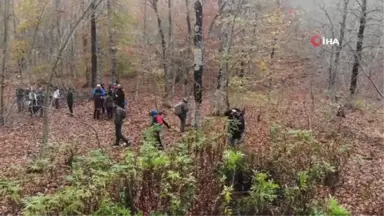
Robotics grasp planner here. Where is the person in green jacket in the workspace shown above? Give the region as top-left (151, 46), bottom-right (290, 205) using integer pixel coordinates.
top-left (114, 106), bottom-right (131, 146)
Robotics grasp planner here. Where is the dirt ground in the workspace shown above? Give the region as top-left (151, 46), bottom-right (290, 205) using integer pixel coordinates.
top-left (1, 58), bottom-right (383, 214)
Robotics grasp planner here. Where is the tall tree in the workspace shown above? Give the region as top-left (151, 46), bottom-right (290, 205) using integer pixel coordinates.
top-left (212, 0), bottom-right (243, 115)
top-left (90, 1), bottom-right (98, 88)
top-left (192, 0), bottom-right (203, 127)
top-left (350, 0), bottom-right (367, 96)
top-left (107, 0), bottom-right (117, 83)
top-left (185, 0), bottom-right (192, 97)
top-left (0, 0), bottom-right (9, 125)
top-left (270, 0), bottom-right (281, 59)
top-left (168, 0), bottom-right (173, 95)
top-left (42, 0), bottom-right (104, 153)
top-left (149, 0), bottom-right (172, 107)
top-left (330, 0), bottom-right (349, 101)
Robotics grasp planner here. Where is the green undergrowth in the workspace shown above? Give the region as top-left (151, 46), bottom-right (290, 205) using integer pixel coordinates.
top-left (1, 121), bottom-right (351, 215)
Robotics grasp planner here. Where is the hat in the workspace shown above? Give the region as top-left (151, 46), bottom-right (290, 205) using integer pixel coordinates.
top-left (96, 84), bottom-right (101, 87)
top-left (150, 110), bottom-right (158, 117)
top-left (182, 98), bottom-right (188, 102)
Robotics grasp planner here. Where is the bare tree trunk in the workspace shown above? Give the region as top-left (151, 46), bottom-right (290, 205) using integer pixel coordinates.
top-left (136, 0), bottom-right (147, 101)
top-left (185, 0), bottom-right (192, 98)
top-left (239, 28), bottom-right (246, 77)
top-left (330, 0), bottom-right (349, 101)
top-left (83, 35), bottom-right (90, 86)
top-left (70, 9), bottom-right (77, 79)
top-left (0, 0), bottom-right (9, 126)
top-left (70, 35), bottom-right (77, 78)
top-left (55, 0), bottom-right (63, 77)
top-left (270, 0), bottom-right (281, 59)
top-left (212, 0), bottom-right (243, 116)
top-left (327, 46), bottom-right (336, 97)
top-left (168, 0), bottom-right (176, 97)
top-left (107, 0), bottom-right (117, 84)
top-left (42, 0), bottom-right (104, 155)
top-left (350, 0), bottom-right (367, 96)
top-left (151, 0), bottom-right (171, 107)
top-left (192, 0), bottom-right (203, 128)
top-left (97, 31), bottom-right (103, 84)
top-left (91, 1), bottom-right (98, 88)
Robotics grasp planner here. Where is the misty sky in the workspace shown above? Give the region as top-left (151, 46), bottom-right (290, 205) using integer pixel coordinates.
top-left (288, 0), bottom-right (337, 11)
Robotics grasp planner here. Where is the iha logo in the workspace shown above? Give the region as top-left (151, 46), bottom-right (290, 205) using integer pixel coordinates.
top-left (310, 35), bottom-right (339, 47)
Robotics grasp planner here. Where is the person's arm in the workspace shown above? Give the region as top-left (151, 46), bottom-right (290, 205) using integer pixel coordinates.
top-left (121, 110), bottom-right (126, 119)
top-left (183, 103), bottom-right (189, 112)
top-left (162, 118), bottom-right (171, 128)
top-left (224, 110), bottom-right (232, 117)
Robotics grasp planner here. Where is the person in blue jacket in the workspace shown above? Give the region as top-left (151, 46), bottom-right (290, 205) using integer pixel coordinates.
top-left (92, 84), bottom-right (105, 96)
top-left (92, 84), bottom-right (105, 119)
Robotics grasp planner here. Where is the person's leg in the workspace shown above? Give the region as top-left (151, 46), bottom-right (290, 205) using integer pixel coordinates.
top-left (29, 105), bottom-right (33, 117)
top-left (101, 99), bottom-right (105, 114)
top-left (180, 115), bottom-right (186, 132)
top-left (120, 126), bottom-right (130, 145)
top-left (39, 105), bottom-right (43, 117)
top-left (107, 107), bottom-right (113, 119)
top-left (114, 123), bottom-right (121, 145)
top-left (93, 108), bottom-right (97, 119)
top-left (177, 115), bottom-right (183, 132)
top-left (96, 109), bottom-right (100, 119)
top-left (19, 100), bottom-right (24, 112)
top-left (55, 99), bottom-right (59, 109)
top-left (156, 130), bottom-right (163, 149)
top-left (68, 103), bottom-right (73, 114)
top-left (17, 100), bottom-right (22, 112)
top-left (227, 133), bottom-right (234, 146)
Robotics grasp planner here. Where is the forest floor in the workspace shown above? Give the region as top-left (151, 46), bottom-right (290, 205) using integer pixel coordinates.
top-left (0, 57), bottom-right (383, 215)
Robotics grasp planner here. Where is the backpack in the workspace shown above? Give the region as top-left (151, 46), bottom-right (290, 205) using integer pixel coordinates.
top-left (156, 115), bottom-right (164, 125)
top-left (105, 96), bottom-right (114, 107)
top-left (173, 102), bottom-right (183, 115)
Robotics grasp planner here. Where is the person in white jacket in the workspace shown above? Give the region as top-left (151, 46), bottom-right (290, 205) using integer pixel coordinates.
top-left (52, 88), bottom-right (60, 109)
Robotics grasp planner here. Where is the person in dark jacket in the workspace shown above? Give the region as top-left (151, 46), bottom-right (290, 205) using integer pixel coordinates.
top-left (149, 110), bottom-right (170, 149)
top-left (66, 88), bottom-right (74, 115)
top-left (224, 108), bottom-right (245, 146)
top-left (93, 84), bottom-right (103, 120)
top-left (173, 98), bottom-right (189, 132)
top-left (104, 91), bottom-right (114, 119)
top-left (114, 106), bottom-right (131, 146)
top-left (115, 84), bottom-right (125, 109)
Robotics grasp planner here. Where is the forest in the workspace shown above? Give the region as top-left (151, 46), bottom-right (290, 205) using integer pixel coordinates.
top-left (0, 0), bottom-right (383, 215)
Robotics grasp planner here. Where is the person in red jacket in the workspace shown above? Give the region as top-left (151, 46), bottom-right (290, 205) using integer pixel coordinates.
top-left (149, 110), bottom-right (170, 149)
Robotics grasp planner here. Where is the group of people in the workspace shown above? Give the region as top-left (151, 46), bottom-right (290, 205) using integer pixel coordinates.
top-left (15, 83), bottom-right (246, 149)
top-left (113, 94), bottom-right (246, 149)
top-left (91, 83), bottom-right (126, 120)
top-left (16, 86), bottom-right (61, 117)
